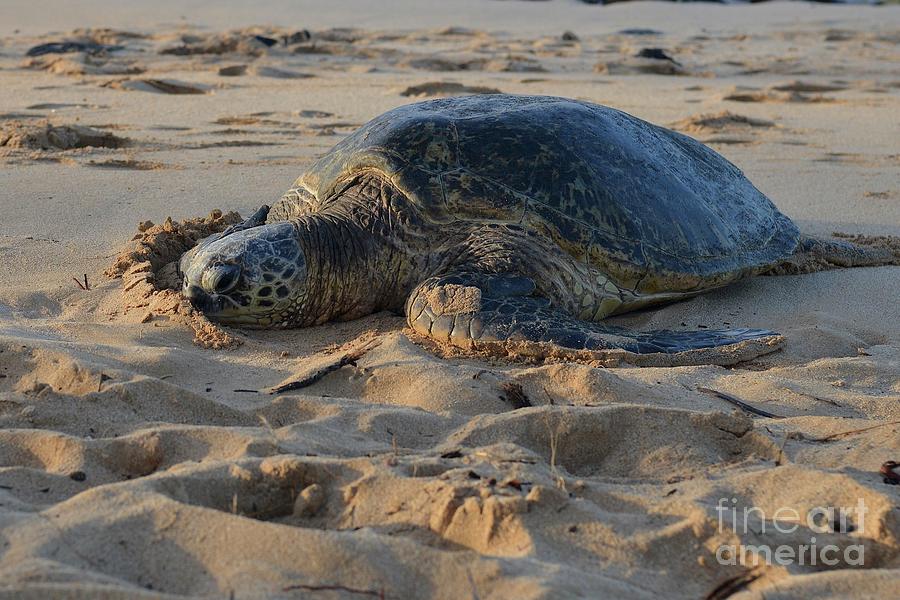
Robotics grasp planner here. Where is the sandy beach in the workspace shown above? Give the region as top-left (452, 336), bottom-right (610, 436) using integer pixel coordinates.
top-left (1, 1), bottom-right (899, 598)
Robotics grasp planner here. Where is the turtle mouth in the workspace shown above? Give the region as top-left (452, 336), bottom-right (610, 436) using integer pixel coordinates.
top-left (182, 285), bottom-right (276, 326)
top-left (183, 285), bottom-right (244, 318)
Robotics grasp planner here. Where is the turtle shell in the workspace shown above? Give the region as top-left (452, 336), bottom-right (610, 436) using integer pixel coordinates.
top-left (295, 95), bottom-right (800, 293)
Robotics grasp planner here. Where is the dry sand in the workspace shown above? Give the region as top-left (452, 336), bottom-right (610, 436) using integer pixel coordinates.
top-left (1, 2), bottom-right (899, 598)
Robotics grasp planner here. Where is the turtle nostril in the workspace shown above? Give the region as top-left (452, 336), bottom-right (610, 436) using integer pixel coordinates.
top-left (204, 265), bottom-right (241, 294)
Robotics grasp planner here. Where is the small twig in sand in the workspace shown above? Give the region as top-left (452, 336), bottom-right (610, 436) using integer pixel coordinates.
top-left (282, 583), bottom-right (385, 598)
top-left (704, 569), bottom-right (763, 600)
top-left (271, 339), bottom-right (381, 394)
top-left (543, 413), bottom-right (567, 491)
top-left (542, 386), bottom-right (556, 405)
top-left (72, 274), bottom-right (91, 290)
top-left (546, 419), bottom-right (559, 472)
top-left (799, 420), bottom-right (900, 443)
top-left (697, 387), bottom-right (783, 419)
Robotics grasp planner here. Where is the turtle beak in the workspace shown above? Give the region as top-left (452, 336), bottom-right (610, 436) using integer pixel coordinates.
top-left (183, 285), bottom-right (223, 314)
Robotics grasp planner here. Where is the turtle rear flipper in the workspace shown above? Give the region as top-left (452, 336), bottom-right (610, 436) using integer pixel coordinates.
top-left (798, 234), bottom-right (898, 266)
top-left (405, 273), bottom-right (784, 367)
top-left (770, 234), bottom-right (899, 275)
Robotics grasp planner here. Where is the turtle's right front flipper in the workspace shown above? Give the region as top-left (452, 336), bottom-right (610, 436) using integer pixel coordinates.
top-left (179, 205), bottom-right (271, 278)
top-left (405, 273), bottom-right (784, 367)
top-left (220, 204), bottom-right (271, 237)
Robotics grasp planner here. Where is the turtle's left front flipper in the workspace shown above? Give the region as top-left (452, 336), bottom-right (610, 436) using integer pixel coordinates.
top-left (405, 273), bottom-right (784, 367)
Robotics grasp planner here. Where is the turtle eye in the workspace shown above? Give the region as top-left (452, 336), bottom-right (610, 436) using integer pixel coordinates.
top-left (203, 264), bottom-right (241, 294)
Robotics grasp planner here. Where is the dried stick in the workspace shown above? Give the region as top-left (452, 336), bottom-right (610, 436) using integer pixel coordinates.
top-left (72, 274), bottom-right (91, 290)
top-left (271, 339), bottom-right (381, 394)
top-left (282, 583), bottom-right (384, 598)
top-left (802, 420), bottom-right (900, 443)
top-left (697, 387), bottom-right (783, 419)
top-left (704, 569), bottom-right (763, 600)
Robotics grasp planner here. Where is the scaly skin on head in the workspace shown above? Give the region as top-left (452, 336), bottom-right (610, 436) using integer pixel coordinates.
top-left (181, 173), bottom-right (429, 327)
top-left (180, 221), bottom-right (308, 327)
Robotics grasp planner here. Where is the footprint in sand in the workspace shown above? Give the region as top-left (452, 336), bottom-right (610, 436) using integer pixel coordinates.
top-left (86, 158), bottom-right (172, 170)
top-left (401, 55), bottom-right (545, 73)
top-left (103, 78), bottom-right (213, 95)
top-left (722, 83), bottom-right (843, 104)
top-left (771, 80), bottom-right (848, 93)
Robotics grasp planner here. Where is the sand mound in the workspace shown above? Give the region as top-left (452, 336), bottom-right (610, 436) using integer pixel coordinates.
top-left (0, 121), bottom-right (128, 151)
top-left (105, 211), bottom-right (243, 348)
top-left (159, 31), bottom-right (276, 56)
top-left (596, 55), bottom-right (693, 76)
top-left (24, 54), bottom-right (145, 76)
top-left (671, 111), bottom-right (776, 135)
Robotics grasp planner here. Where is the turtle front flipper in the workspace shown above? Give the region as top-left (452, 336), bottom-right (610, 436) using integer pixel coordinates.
top-left (775, 234), bottom-right (898, 273)
top-left (405, 273), bottom-right (784, 367)
top-left (179, 205), bottom-right (272, 278)
top-left (219, 204), bottom-right (271, 237)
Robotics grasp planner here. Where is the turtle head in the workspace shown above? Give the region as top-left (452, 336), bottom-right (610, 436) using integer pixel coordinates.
top-left (180, 221), bottom-right (307, 327)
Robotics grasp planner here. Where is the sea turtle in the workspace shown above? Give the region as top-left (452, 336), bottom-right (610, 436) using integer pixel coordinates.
top-left (179, 95), bottom-right (893, 365)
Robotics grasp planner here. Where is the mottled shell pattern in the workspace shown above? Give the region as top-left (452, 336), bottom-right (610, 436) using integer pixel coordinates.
top-left (289, 95), bottom-right (800, 294)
